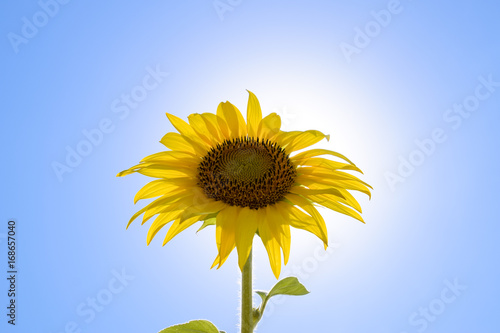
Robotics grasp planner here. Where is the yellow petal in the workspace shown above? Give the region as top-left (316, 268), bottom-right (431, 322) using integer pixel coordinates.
top-left (309, 194), bottom-right (364, 223)
top-left (217, 101), bottom-right (247, 139)
top-left (134, 180), bottom-right (166, 203)
top-left (117, 167), bottom-right (139, 177)
top-left (126, 205), bottom-right (149, 229)
top-left (298, 168), bottom-right (372, 188)
top-left (246, 90), bottom-right (262, 138)
top-left (264, 205), bottom-right (286, 250)
top-left (135, 164), bottom-right (195, 179)
top-left (147, 209), bottom-right (183, 244)
top-left (215, 107), bottom-right (231, 140)
top-left (147, 157), bottom-right (198, 169)
top-left (257, 113), bottom-right (281, 141)
top-left (163, 214), bottom-right (206, 245)
top-left (279, 202), bottom-right (328, 246)
top-left (179, 199), bottom-right (227, 222)
top-left (215, 205), bottom-right (240, 268)
top-left (297, 174), bottom-right (372, 198)
top-left (292, 148), bottom-right (357, 166)
top-left (159, 132), bottom-right (199, 155)
top-left (118, 153), bottom-right (198, 178)
top-left (293, 183), bottom-right (362, 213)
top-left (288, 185), bottom-right (345, 200)
top-left (118, 160), bottom-right (197, 179)
top-left (166, 113), bottom-right (207, 147)
top-left (188, 113), bottom-right (217, 146)
top-left (296, 157), bottom-right (362, 173)
top-left (284, 193), bottom-right (328, 246)
top-left (126, 193), bottom-right (191, 228)
top-left (235, 207), bottom-right (259, 271)
top-left (141, 193), bottom-right (194, 224)
top-left (199, 113), bottom-right (223, 143)
top-left (140, 151), bottom-right (197, 163)
top-left (274, 131), bottom-right (300, 149)
top-left (278, 130), bottom-right (329, 153)
top-left (331, 188), bottom-right (362, 213)
top-left (117, 162), bottom-right (159, 177)
top-left (258, 214), bottom-right (282, 279)
top-left (280, 223), bottom-right (291, 265)
top-left (134, 179), bottom-right (193, 204)
top-left (211, 253), bottom-right (221, 269)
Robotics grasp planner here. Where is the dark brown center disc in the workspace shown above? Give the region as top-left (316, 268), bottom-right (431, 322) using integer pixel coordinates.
top-left (197, 137), bottom-right (296, 209)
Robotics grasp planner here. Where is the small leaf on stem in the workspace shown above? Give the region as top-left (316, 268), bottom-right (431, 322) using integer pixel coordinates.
top-left (158, 319), bottom-right (220, 333)
top-left (267, 277), bottom-right (310, 298)
top-left (253, 277), bottom-right (309, 326)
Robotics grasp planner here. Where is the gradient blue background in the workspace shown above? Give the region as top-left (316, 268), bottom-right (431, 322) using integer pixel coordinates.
top-left (2, 1), bottom-right (499, 332)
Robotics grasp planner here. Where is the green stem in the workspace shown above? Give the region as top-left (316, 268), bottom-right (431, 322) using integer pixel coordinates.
top-left (241, 250), bottom-right (254, 333)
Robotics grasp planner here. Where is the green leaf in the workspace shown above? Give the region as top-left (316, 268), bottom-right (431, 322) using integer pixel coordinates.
top-left (158, 319), bottom-right (220, 333)
top-left (253, 277), bottom-right (309, 325)
top-left (255, 291), bottom-right (267, 303)
top-left (267, 277), bottom-right (310, 298)
top-left (197, 218), bottom-right (216, 233)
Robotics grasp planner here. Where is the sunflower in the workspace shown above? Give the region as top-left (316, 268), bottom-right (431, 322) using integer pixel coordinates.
top-left (118, 91), bottom-right (371, 278)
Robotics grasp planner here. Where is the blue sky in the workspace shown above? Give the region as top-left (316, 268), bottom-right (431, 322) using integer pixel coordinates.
top-left (1, 1), bottom-right (499, 332)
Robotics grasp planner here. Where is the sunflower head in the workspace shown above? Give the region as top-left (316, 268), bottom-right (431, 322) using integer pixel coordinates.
top-left (118, 91), bottom-right (371, 278)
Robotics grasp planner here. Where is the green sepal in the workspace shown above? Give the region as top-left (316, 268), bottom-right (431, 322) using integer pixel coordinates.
top-left (158, 319), bottom-right (221, 333)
